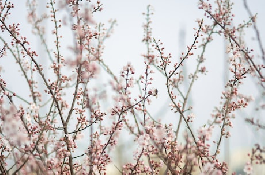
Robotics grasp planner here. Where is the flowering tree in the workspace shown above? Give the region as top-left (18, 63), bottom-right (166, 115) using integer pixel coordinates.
top-left (0, 0), bottom-right (264, 174)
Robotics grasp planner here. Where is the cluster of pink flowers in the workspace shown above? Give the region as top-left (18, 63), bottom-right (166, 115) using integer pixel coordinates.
top-left (0, 0), bottom-right (264, 174)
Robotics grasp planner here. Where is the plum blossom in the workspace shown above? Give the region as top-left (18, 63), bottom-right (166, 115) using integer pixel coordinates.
top-left (244, 162), bottom-right (253, 175)
top-left (200, 162), bottom-right (222, 175)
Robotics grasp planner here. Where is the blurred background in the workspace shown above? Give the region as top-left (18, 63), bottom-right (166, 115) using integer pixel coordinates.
top-left (1, 0), bottom-right (264, 174)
